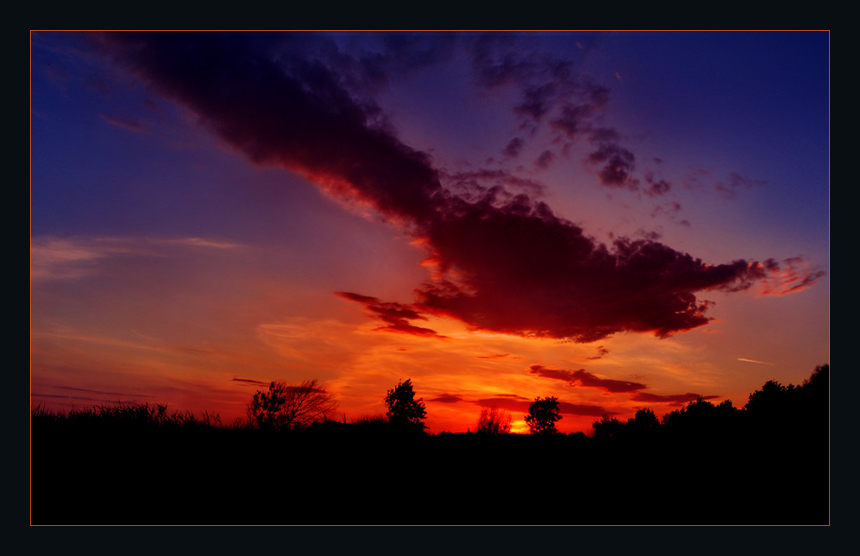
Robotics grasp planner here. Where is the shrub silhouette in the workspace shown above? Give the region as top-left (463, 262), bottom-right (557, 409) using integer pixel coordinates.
top-left (247, 379), bottom-right (337, 432)
top-left (384, 379), bottom-right (427, 431)
top-left (592, 408), bottom-right (660, 440)
top-left (475, 406), bottom-right (511, 434)
top-left (525, 396), bottom-right (561, 435)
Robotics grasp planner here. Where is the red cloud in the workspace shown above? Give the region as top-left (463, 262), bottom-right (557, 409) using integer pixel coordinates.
top-left (755, 257), bottom-right (827, 296)
top-left (528, 364), bottom-right (646, 393)
top-left (335, 292), bottom-right (446, 339)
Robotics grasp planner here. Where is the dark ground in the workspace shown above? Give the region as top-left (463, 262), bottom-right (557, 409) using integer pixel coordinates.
top-left (31, 422), bottom-right (828, 525)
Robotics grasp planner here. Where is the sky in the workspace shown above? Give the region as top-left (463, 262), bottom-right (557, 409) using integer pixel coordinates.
top-left (30, 31), bottom-right (829, 434)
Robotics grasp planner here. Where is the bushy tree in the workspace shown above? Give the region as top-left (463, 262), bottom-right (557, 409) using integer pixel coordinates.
top-left (476, 406), bottom-right (511, 434)
top-left (384, 379), bottom-right (427, 431)
top-left (525, 396), bottom-right (561, 435)
top-left (248, 379), bottom-right (337, 432)
top-left (745, 380), bottom-right (789, 415)
top-left (630, 407), bottom-right (659, 433)
top-left (591, 414), bottom-right (624, 439)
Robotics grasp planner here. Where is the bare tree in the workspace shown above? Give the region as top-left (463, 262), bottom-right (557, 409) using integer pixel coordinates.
top-left (247, 379), bottom-right (337, 431)
top-left (476, 406), bottom-right (511, 434)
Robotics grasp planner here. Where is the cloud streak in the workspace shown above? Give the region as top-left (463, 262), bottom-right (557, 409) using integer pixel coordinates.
top-left (737, 358), bottom-right (774, 365)
top-left (631, 392), bottom-right (718, 407)
top-left (474, 395), bottom-right (610, 417)
top-left (528, 364), bottom-right (646, 393)
top-left (31, 235), bottom-right (242, 282)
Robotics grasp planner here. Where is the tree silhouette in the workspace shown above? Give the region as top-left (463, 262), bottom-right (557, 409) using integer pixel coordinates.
top-left (802, 363), bottom-right (829, 425)
top-left (247, 379), bottom-right (337, 432)
top-left (591, 414), bottom-right (624, 439)
top-left (803, 364), bottom-right (828, 392)
top-left (592, 408), bottom-right (660, 440)
top-left (475, 406), bottom-right (511, 434)
top-left (525, 396), bottom-right (561, 435)
top-left (384, 379), bottom-right (427, 431)
top-left (745, 380), bottom-right (789, 415)
top-left (630, 407), bottom-right (659, 433)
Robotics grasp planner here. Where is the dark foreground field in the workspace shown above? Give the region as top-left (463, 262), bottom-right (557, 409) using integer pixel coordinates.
top-left (31, 420), bottom-right (828, 525)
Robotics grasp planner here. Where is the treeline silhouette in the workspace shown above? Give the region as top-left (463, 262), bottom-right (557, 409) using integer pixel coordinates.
top-left (592, 364), bottom-right (828, 444)
top-left (31, 365), bottom-right (828, 525)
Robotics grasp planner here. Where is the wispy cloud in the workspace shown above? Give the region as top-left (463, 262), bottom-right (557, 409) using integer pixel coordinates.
top-left (475, 353), bottom-right (522, 360)
top-left (737, 358), bottom-right (774, 365)
top-left (755, 257), bottom-right (827, 296)
top-left (30, 237), bottom-right (118, 282)
top-left (31, 235), bottom-right (242, 282)
top-left (99, 113), bottom-right (145, 133)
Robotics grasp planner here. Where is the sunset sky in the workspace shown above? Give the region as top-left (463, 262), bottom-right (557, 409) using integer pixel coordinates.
top-left (31, 31), bottom-right (829, 433)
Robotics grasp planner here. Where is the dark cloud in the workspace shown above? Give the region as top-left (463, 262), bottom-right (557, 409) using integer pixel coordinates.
top-left (683, 168), bottom-right (768, 200)
top-left (57, 385), bottom-right (149, 397)
top-left (474, 396), bottom-right (530, 413)
top-left (232, 377), bottom-right (268, 385)
top-left (585, 346), bottom-right (609, 360)
top-left (32, 393), bottom-right (105, 402)
top-left (528, 364), bottom-right (646, 393)
top-left (587, 142), bottom-right (637, 189)
top-left (99, 32), bottom-right (447, 228)
top-left (474, 395), bottom-right (610, 417)
top-left (359, 33), bottom-right (459, 82)
top-left (653, 201), bottom-right (682, 215)
top-left (650, 201), bottom-right (686, 227)
top-left (643, 173), bottom-right (672, 197)
top-left (429, 394), bottom-right (463, 403)
top-left (99, 32), bottom-right (823, 343)
top-left (466, 34), bottom-right (635, 186)
top-left (467, 33), bottom-right (534, 89)
top-left (558, 401), bottom-right (614, 417)
top-left (443, 169), bottom-right (545, 198)
top-left (728, 172), bottom-right (768, 189)
top-left (475, 353), bottom-right (519, 360)
top-left (503, 137), bottom-right (524, 158)
top-left (714, 173), bottom-right (768, 199)
top-left (632, 392), bottom-right (719, 407)
top-left (534, 150), bottom-right (555, 169)
top-left (34, 385), bottom-right (154, 405)
top-left (335, 292), bottom-right (445, 338)
top-left (527, 363), bottom-right (723, 411)
top-left (515, 83), bottom-right (557, 123)
top-left (416, 216), bottom-right (774, 341)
